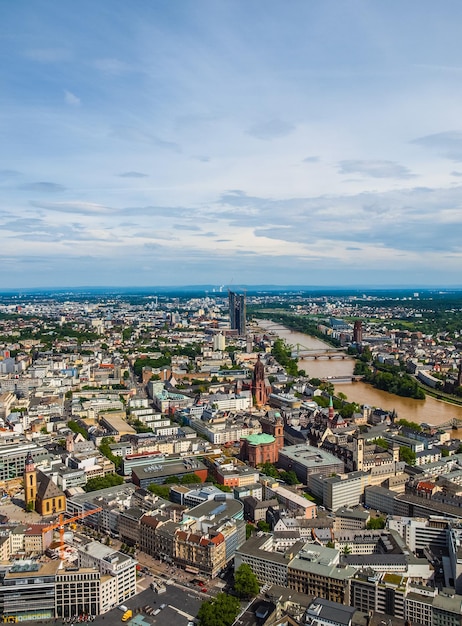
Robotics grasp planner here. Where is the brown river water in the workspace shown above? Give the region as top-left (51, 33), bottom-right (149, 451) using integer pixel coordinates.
top-left (256, 320), bottom-right (462, 435)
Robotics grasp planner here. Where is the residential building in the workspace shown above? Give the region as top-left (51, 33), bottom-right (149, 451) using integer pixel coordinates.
top-left (287, 544), bottom-right (356, 604)
top-left (78, 541), bottom-right (137, 610)
top-left (308, 472), bottom-right (370, 511)
top-left (234, 533), bottom-right (298, 587)
top-left (304, 598), bottom-right (356, 626)
top-left (262, 480), bottom-right (317, 519)
top-left (333, 508), bottom-right (370, 532)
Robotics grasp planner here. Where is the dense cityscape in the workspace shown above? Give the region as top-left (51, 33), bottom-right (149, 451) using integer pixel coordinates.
top-left (0, 288), bottom-right (461, 625)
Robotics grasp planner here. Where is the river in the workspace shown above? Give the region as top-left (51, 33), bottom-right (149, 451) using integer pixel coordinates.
top-left (256, 320), bottom-right (462, 431)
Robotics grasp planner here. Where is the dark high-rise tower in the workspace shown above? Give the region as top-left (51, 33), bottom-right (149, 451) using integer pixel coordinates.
top-left (229, 290), bottom-right (246, 335)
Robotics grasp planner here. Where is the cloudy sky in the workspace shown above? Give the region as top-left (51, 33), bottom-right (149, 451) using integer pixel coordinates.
top-left (2, 0), bottom-right (462, 288)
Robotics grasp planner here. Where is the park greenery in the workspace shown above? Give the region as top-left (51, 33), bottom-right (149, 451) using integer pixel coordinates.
top-left (148, 484), bottom-right (170, 499)
top-left (354, 359), bottom-right (425, 400)
top-left (67, 420), bottom-right (89, 440)
top-left (84, 473), bottom-right (124, 492)
top-left (133, 355), bottom-right (171, 378)
top-left (258, 462), bottom-right (298, 485)
top-left (99, 437), bottom-right (122, 469)
top-left (271, 338), bottom-right (299, 377)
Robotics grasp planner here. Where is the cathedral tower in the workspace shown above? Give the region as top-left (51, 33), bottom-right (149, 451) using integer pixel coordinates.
top-left (252, 354), bottom-right (268, 406)
top-left (24, 452), bottom-right (37, 511)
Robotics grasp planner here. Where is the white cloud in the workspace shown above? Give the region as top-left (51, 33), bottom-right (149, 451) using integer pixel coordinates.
top-left (64, 90), bottom-right (81, 106)
top-left (338, 160), bottom-right (415, 179)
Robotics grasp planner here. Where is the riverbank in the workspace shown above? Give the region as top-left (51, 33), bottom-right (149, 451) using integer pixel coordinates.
top-left (252, 311), bottom-right (341, 348)
top-left (417, 382), bottom-right (462, 407)
top-left (254, 319), bottom-right (462, 428)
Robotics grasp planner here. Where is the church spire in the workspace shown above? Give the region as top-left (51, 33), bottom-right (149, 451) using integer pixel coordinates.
top-left (328, 395), bottom-right (334, 422)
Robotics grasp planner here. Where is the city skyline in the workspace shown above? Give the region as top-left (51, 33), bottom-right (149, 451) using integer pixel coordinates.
top-left (2, 1), bottom-right (462, 288)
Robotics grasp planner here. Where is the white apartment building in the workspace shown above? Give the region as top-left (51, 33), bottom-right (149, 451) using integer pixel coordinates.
top-left (78, 542), bottom-right (137, 611)
top-left (190, 416), bottom-right (261, 445)
top-left (388, 516), bottom-right (449, 553)
top-left (234, 533), bottom-right (291, 587)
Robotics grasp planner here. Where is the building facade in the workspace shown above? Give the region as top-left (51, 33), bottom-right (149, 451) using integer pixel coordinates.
top-left (229, 290), bottom-right (246, 335)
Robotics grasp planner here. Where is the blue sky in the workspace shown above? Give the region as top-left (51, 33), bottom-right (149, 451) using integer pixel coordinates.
top-left (2, 0), bottom-right (462, 287)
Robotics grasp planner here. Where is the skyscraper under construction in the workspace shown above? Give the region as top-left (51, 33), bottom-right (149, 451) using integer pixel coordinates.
top-left (228, 290), bottom-right (246, 335)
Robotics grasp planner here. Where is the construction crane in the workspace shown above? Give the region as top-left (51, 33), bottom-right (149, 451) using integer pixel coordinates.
top-left (42, 507), bottom-right (103, 560)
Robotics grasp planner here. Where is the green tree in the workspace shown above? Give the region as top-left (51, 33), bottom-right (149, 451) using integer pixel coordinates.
top-left (257, 520), bottom-right (271, 533)
top-left (67, 420), bottom-right (89, 440)
top-left (441, 448), bottom-right (450, 457)
top-left (366, 517), bottom-right (386, 530)
top-left (342, 545), bottom-right (352, 555)
top-left (84, 473), bottom-right (124, 492)
top-left (396, 418), bottom-right (422, 432)
top-left (373, 437), bottom-right (389, 450)
top-left (197, 593), bottom-right (240, 626)
top-left (271, 338), bottom-right (299, 377)
top-left (339, 403), bottom-right (357, 419)
top-left (258, 462), bottom-right (279, 479)
top-left (122, 326), bottom-right (133, 341)
top-left (99, 437), bottom-right (122, 469)
top-left (280, 470), bottom-right (298, 485)
top-left (131, 419), bottom-right (152, 434)
top-left (164, 475), bottom-right (180, 484)
top-left (399, 446), bottom-right (416, 466)
top-left (313, 395), bottom-right (329, 408)
top-left (180, 473), bottom-right (203, 484)
top-left (234, 563), bottom-right (259, 599)
top-left (148, 484), bottom-right (170, 499)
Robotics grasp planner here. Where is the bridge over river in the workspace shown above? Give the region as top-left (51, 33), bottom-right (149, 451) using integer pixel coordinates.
top-left (291, 344), bottom-right (348, 359)
top-left (435, 417), bottom-right (462, 430)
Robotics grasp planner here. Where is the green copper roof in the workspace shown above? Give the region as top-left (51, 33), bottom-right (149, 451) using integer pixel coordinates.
top-left (244, 433), bottom-right (275, 445)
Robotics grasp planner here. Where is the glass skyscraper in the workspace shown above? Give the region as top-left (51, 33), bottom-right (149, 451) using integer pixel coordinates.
top-left (228, 290), bottom-right (246, 335)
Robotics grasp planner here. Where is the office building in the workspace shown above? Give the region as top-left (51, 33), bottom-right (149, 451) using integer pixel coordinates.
top-left (287, 544), bottom-right (356, 604)
top-left (229, 290), bottom-right (246, 335)
top-left (278, 444), bottom-right (344, 483)
top-left (78, 542), bottom-right (137, 611)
